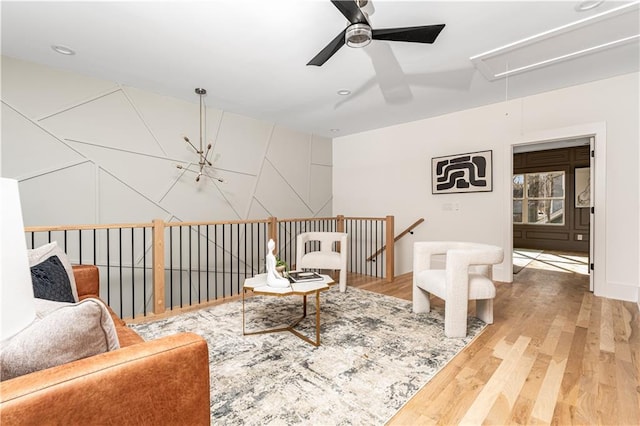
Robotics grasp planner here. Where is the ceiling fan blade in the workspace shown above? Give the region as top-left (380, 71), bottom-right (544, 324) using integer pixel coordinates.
top-left (307, 29), bottom-right (347, 66)
top-left (372, 24), bottom-right (445, 43)
top-left (331, 0), bottom-right (369, 25)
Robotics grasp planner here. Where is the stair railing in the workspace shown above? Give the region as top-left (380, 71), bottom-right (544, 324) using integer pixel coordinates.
top-left (366, 218), bottom-right (424, 262)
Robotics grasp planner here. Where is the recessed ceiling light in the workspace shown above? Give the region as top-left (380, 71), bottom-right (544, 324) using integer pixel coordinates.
top-left (51, 45), bottom-right (75, 55)
top-left (337, 89), bottom-right (351, 96)
top-left (575, 0), bottom-right (605, 12)
top-left (330, 128), bottom-right (340, 133)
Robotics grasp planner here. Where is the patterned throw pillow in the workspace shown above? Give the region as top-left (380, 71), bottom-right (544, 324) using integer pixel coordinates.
top-left (30, 255), bottom-right (75, 303)
top-left (27, 241), bottom-right (79, 302)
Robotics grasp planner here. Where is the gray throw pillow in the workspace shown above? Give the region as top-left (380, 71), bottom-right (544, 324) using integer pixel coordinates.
top-left (0, 298), bottom-right (120, 381)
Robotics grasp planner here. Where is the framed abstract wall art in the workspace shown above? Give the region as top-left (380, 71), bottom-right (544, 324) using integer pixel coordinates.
top-left (431, 150), bottom-right (493, 194)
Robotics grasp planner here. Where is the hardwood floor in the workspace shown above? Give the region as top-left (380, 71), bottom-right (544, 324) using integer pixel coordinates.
top-left (349, 255), bottom-right (640, 425)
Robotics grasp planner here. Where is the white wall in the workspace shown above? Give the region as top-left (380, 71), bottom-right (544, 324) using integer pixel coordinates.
top-left (334, 72), bottom-right (639, 302)
top-left (1, 56), bottom-right (333, 227)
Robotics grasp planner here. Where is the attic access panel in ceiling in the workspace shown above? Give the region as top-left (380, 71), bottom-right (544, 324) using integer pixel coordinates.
top-left (471, 2), bottom-right (640, 81)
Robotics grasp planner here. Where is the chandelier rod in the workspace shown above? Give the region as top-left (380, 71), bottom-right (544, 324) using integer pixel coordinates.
top-left (176, 87), bottom-right (222, 183)
top-left (197, 87), bottom-right (206, 157)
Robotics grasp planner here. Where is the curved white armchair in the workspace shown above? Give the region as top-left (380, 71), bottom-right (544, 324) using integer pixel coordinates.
top-left (413, 241), bottom-right (504, 338)
top-left (296, 232), bottom-right (348, 292)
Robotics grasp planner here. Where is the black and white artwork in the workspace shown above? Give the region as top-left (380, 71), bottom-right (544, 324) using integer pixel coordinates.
top-left (432, 150), bottom-right (493, 194)
top-left (575, 167), bottom-right (590, 208)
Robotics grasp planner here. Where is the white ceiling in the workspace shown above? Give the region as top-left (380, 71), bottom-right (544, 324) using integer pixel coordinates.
top-left (2, 1), bottom-right (639, 138)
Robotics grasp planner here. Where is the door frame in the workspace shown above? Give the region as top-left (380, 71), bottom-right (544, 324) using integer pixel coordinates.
top-left (504, 122), bottom-right (606, 294)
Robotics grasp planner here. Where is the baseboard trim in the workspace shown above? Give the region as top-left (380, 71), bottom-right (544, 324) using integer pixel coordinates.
top-left (595, 281), bottom-right (639, 303)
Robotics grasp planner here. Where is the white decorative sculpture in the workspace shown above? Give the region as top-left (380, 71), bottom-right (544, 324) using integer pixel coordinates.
top-left (266, 239), bottom-right (290, 288)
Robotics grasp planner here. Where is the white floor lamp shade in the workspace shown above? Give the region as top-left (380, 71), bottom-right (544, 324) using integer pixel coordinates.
top-left (0, 178), bottom-right (36, 342)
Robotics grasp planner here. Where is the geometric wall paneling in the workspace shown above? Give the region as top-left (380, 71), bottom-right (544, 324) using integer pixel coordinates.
top-left (211, 111), bottom-right (273, 175)
top-left (122, 86), bottom-right (223, 161)
top-left (0, 56), bottom-right (118, 121)
top-left (212, 171), bottom-right (258, 219)
top-left (311, 134), bottom-right (332, 166)
top-left (246, 198), bottom-right (271, 221)
top-left (18, 161), bottom-right (96, 227)
top-left (3, 58), bottom-right (333, 241)
top-left (266, 125), bottom-right (311, 203)
top-left (159, 174), bottom-right (239, 222)
top-left (308, 163), bottom-right (333, 213)
top-left (97, 167), bottom-right (171, 224)
top-left (66, 140), bottom-right (182, 203)
top-left (253, 160), bottom-right (313, 219)
top-left (315, 199), bottom-right (333, 218)
top-left (40, 90), bottom-right (165, 156)
top-left (1, 103), bottom-right (85, 178)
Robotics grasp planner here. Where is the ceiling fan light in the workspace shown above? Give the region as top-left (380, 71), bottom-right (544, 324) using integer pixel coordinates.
top-left (345, 24), bottom-right (372, 48)
top-left (51, 45), bottom-right (75, 55)
top-left (575, 0), bottom-right (605, 12)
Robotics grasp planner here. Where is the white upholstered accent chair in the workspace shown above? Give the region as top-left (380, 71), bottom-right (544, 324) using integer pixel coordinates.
top-left (295, 232), bottom-right (349, 292)
top-left (413, 241), bottom-right (504, 338)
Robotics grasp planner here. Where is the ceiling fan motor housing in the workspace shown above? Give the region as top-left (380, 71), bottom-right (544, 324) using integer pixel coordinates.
top-left (345, 23), bottom-right (372, 48)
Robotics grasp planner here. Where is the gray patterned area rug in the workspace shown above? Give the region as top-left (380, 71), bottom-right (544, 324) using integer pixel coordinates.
top-left (131, 287), bottom-right (485, 425)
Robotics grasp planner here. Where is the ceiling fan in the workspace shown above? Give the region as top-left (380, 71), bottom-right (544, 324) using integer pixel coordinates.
top-left (307, 0), bottom-right (446, 67)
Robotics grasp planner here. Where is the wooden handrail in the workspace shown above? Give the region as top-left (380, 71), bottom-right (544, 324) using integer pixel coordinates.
top-left (24, 222), bottom-right (154, 232)
top-left (164, 218), bottom-right (271, 227)
top-left (275, 216), bottom-right (337, 223)
top-left (24, 217), bottom-right (272, 232)
top-left (367, 218), bottom-right (424, 262)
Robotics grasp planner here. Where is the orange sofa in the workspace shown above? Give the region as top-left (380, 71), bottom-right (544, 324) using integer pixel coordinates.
top-left (0, 265), bottom-right (211, 425)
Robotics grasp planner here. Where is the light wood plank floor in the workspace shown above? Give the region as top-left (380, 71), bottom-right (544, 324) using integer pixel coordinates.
top-left (350, 253), bottom-right (640, 425)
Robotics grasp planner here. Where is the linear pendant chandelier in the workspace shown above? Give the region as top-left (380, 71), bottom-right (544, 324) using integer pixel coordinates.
top-left (176, 88), bottom-right (223, 182)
